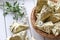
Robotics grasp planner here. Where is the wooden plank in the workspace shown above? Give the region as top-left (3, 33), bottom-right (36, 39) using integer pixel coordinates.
top-left (0, 1), bottom-right (7, 40)
top-left (4, 1), bottom-right (14, 38)
top-left (25, 11), bottom-right (32, 40)
top-left (0, 8), bottom-right (6, 40)
top-left (24, 0), bottom-right (44, 40)
top-left (5, 14), bottom-right (14, 37)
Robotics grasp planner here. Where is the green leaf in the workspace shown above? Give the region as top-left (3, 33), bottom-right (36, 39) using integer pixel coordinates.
top-left (6, 2), bottom-right (12, 7)
top-left (16, 4), bottom-right (20, 11)
top-left (13, 7), bottom-right (17, 12)
top-left (3, 12), bottom-right (8, 16)
top-left (14, 1), bottom-right (17, 6)
top-left (18, 12), bottom-right (24, 17)
top-left (13, 14), bottom-right (18, 20)
top-left (20, 13), bottom-right (24, 17)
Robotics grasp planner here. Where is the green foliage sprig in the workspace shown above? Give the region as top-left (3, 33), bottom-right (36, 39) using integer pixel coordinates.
top-left (3, 1), bottom-right (24, 20)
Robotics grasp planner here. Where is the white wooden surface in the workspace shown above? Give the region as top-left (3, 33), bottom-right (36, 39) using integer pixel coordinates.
top-left (24, 0), bottom-right (45, 40)
top-left (0, 0), bottom-right (60, 40)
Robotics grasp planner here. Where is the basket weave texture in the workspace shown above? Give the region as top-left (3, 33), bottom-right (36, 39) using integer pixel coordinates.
top-left (31, 8), bottom-right (60, 38)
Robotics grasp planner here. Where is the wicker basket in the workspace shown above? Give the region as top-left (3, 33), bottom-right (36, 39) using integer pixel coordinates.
top-left (31, 8), bottom-right (60, 38)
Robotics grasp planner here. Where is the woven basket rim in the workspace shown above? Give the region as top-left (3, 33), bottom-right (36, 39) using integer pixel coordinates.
top-left (31, 7), bottom-right (60, 38)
